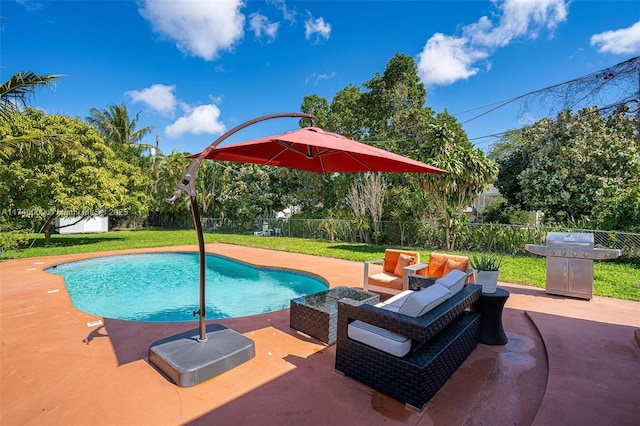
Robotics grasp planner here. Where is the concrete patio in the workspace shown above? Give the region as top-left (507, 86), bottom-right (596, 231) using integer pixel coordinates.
top-left (1, 244), bottom-right (639, 425)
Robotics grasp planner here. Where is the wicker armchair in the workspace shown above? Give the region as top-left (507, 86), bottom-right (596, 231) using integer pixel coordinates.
top-left (335, 283), bottom-right (481, 411)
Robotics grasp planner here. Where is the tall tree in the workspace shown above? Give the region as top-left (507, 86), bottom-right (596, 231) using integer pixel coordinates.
top-left (361, 52), bottom-right (428, 152)
top-left (298, 53), bottom-right (496, 248)
top-left (86, 104), bottom-right (154, 147)
top-left (216, 164), bottom-right (274, 230)
top-left (0, 108), bottom-right (150, 243)
top-left (494, 105), bottom-right (640, 226)
top-left (86, 104), bottom-right (156, 226)
top-left (414, 111), bottom-right (498, 250)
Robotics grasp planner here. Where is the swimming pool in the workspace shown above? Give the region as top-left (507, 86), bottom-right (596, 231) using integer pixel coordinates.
top-left (46, 252), bottom-right (328, 322)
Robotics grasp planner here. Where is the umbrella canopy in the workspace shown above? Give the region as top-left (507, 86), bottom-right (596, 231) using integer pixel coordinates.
top-left (196, 126), bottom-right (447, 174)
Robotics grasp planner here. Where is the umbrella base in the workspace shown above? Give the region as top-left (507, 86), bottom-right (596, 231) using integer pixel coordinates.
top-left (149, 323), bottom-right (255, 387)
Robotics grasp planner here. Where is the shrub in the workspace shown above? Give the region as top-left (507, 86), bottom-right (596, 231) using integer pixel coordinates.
top-left (0, 232), bottom-right (29, 256)
top-left (482, 199), bottom-right (530, 225)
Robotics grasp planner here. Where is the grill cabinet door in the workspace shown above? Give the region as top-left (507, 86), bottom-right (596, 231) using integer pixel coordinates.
top-left (547, 257), bottom-right (568, 293)
top-left (568, 258), bottom-right (593, 297)
top-left (546, 257), bottom-right (594, 299)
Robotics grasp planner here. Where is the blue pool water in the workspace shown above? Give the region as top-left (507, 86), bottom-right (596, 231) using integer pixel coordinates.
top-left (46, 252), bottom-right (328, 322)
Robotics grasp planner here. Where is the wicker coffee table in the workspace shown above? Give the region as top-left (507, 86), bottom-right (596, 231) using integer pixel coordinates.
top-left (290, 286), bottom-right (380, 345)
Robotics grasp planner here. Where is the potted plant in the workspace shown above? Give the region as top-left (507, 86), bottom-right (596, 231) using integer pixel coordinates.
top-left (470, 253), bottom-right (504, 293)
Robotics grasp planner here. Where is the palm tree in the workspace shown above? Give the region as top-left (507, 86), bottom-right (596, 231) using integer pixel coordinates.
top-left (0, 71), bottom-right (63, 159)
top-left (0, 71), bottom-right (61, 120)
top-left (86, 104), bottom-right (154, 147)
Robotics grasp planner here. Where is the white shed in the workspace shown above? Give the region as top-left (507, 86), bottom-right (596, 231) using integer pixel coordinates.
top-left (55, 217), bottom-right (109, 234)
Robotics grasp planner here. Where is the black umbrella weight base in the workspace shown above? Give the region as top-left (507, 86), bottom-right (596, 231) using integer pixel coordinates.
top-left (148, 323), bottom-right (255, 387)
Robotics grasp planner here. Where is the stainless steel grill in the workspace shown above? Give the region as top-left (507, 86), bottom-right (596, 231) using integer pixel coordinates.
top-left (525, 232), bottom-right (622, 299)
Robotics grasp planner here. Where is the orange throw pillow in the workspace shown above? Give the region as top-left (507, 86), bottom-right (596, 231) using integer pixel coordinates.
top-left (426, 253), bottom-right (448, 278)
top-left (394, 253), bottom-right (415, 277)
top-left (443, 258), bottom-right (467, 275)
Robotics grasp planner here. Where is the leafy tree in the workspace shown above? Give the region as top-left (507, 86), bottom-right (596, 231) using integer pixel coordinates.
top-left (0, 108), bottom-right (150, 244)
top-left (482, 198), bottom-right (530, 225)
top-left (327, 85), bottom-right (366, 139)
top-left (265, 167), bottom-right (324, 214)
top-left (594, 186), bottom-right (640, 232)
top-left (361, 52), bottom-right (428, 151)
top-left (86, 103), bottom-right (158, 227)
top-left (216, 164), bottom-right (273, 229)
top-left (494, 105), bottom-right (640, 227)
top-left (489, 130), bottom-right (532, 210)
top-left (148, 150), bottom-right (193, 225)
top-left (297, 53), bottom-right (496, 249)
top-left (300, 94), bottom-right (330, 129)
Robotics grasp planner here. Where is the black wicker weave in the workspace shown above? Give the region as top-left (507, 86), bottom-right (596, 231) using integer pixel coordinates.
top-left (290, 287), bottom-right (379, 345)
top-left (335, 284), bottom-right (481, 411)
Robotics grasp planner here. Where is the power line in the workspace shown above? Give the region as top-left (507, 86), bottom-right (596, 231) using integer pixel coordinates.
top-left (454, 57), bottom-right (639, 144)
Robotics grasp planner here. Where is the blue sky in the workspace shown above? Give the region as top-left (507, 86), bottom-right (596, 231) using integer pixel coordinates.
top-left (2, 0), bottom-right (639, 154)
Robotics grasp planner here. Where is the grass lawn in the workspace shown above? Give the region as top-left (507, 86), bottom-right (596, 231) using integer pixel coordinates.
top-left (4, 229), bottom-right (639, 301)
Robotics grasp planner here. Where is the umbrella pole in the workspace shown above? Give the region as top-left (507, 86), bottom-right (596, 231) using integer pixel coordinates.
top-left (167, 112), bottom-right (316, 344)
top-left (190, 195), bottom-right (207, 342)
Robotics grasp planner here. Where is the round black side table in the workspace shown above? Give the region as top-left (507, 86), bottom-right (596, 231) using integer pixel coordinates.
top-left (476, 288), bottom-right (509, 345)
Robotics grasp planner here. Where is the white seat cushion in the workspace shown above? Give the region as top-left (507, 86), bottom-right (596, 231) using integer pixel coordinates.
top-left (348, 320), bottom-right (412, 357)
top-left (435, 269), bottom-right (468, 297)
top-left (397, 283), bottom-right (450, 317)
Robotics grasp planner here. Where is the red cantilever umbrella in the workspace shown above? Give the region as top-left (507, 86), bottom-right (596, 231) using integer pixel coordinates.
top-left (179, 119), bottom-right (446, 341)
top-left (198, 126), bottom-right (447, 174)
top-left (153, 114), bottom-right (447, 388)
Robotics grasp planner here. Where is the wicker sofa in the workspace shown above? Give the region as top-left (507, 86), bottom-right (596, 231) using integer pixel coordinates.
top-left (334, 282), bottom-right (481, 411)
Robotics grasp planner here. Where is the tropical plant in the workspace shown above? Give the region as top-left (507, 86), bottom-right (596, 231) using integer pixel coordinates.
top-left (0, 71), bottom-right (62, 160)
top-left (416, 115), bottom-right (498, 250)
top-left (86, 104), bottom-right (154, 147)
top-left (469, 253), bottom-right (504, 271)
top-left (0, 71), bottom-right (60, 120)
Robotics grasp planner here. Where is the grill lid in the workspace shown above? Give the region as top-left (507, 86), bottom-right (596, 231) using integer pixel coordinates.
top-left (546, 232), bottom-right (594, 248)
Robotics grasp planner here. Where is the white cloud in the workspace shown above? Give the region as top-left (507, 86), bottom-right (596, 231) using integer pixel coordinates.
top-left (138, 0), bottom-right (245, 61)
top-left (308, 71), bottom-right (336, 86)
top-left (590, 21), bottom-right (640, 55)
top-left (249, 13), bottom-right (279, 43)
top-left (417, 0), bottom-right (569, 86)
top-left (269, 0), bottom-right (296, 23)
top-left (468, 0), bottom-right (568, 47)
top-left (16, 0), bottom-right (44, 12)
top-left (417, 34), bottom-right (488, 86)
top-left (165, 105), bottom-right (226, 138)
top-left (304, 15), bottom-right (331, 42)
top-left (125, 84), bottom-right (177, 115)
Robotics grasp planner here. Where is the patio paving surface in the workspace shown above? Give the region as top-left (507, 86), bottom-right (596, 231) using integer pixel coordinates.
top-left (1, 243), bottom-right (639, 425)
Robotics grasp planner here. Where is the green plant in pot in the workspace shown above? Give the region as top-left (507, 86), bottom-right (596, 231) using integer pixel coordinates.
top-left (470, 253), bottom-right (504, 293)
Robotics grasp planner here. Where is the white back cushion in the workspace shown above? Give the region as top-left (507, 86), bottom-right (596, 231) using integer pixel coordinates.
top-left (398, 284), bottom-right (450, 317)
top-left (435, 269), bottom-right (467, 297)
top-left (375, 290), bottom-right (414, 313)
